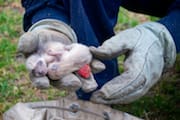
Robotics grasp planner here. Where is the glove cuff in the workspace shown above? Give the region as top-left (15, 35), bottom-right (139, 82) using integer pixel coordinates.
top-left (28, 19), bottom-right (77, 43)
top-left (140, 22), bottom-right (176, 69)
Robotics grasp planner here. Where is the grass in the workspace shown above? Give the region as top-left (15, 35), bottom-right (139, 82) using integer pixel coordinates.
top-left (0, 2), bottom-right (179, 120)
top-left (0, 1), bottom-right (67, 118)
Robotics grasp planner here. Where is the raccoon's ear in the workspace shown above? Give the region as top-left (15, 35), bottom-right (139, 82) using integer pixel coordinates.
top-left (64, 44), bottom-right (73, 51)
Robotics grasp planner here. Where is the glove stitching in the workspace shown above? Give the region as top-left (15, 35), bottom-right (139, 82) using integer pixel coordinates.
top-left (107, 29), bottom-right (158, 99)
top-left (131, 27), bottom-right (143, 50)
top-left (105, 27), bottom-right (145, 98)
top-left (114, 41), bottom-right (161, 102)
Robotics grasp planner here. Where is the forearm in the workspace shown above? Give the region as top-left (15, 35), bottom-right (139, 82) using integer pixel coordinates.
top-left (21, 0), bottom-right (69, 31)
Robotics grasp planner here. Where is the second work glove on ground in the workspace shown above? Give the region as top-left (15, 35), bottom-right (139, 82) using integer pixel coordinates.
top-left (90, 22), bottom-right (176, 104)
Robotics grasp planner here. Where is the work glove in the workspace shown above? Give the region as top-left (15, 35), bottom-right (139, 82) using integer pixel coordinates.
top-left (90, 22), bottom-right (176, 104)
top-left (18, 19), bottom-right (76, 89)
top-left (18, 19), bottom-right (105, 91)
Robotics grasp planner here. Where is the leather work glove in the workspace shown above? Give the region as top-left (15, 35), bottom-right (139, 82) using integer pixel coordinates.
top-left (90, 22), bottom-right (176, 104)
top-left (18, 19), bottom-right (105, 91)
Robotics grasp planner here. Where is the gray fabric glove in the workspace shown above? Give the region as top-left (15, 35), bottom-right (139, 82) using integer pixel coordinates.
top-left (18, 19), bottom-right (76, 89)
top-left (18, 19), bottom-right (105, 91)
top-left (90, 22), bottom-right (176, 104)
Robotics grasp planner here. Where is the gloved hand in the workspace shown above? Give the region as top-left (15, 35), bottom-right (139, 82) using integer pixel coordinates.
top-left (18, 19), bottom-right (105, 91)
top-left (90, 22), bottom-right (176, 104)
top-left (18, 19), bottom-right (76, 89)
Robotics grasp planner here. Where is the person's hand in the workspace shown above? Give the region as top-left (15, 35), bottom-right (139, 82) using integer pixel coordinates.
top-left (17, 19), bottom-right (79, 89)
top-left (18, 19), bottom-right (105, 91)
top-left (90, 22), bottom-right (176, 104)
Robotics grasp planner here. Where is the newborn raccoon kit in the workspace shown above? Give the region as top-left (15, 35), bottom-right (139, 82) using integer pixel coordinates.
top-left (26, 41), bottom-right (98, 92)
top-left (26, 41), bottom-right (92, 79)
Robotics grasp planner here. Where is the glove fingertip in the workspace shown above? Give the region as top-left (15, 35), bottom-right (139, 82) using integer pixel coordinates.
top-left (91, 59), bottom-right (106, 73)
top-left (90, 46), bottom-right (114, 60)
top-left (89, 46), bottom-right (99, 54)
top-left (30, 76), bottom-right (50, 89)
top-left (18, 32), bottom-right (38, 54)
top-left (90, 90), bottom-right (106, 103)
